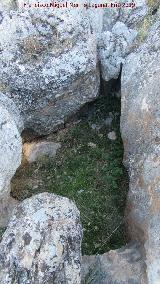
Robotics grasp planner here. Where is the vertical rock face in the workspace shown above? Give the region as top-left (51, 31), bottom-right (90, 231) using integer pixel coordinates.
top-left (0, 92), bottom-right (22, 226)
top-left (0, 193), bottom-right (82, 284)
top-left (121, 19), bottom-right (160, 284)
top-left (0, 0), bottom-right (99, 135)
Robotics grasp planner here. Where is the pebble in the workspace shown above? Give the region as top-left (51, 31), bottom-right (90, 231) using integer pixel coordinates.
top-left (104, 117), bottom-right (113, 126)
top-left (107, 131), bottom-right (117, 141)
top-left (88, 142), bottom-right (97, 148)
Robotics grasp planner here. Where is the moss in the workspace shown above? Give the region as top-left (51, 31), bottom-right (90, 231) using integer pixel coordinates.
top-left (11, 95), bottom-right (129, 255)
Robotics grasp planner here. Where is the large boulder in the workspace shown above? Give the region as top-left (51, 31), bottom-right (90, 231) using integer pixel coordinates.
top-left (0, 92), bottom-right (22, 227)
top-left (0, 0), bottom-right (99, 136)
top-left (121, 18), bottom-right (160, 284)
top-left (0, 193), bottom-right (82, 284)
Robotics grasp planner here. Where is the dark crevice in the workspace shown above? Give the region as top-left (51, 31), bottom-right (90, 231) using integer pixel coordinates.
top-left (152, 8), bottom-right (158, 15)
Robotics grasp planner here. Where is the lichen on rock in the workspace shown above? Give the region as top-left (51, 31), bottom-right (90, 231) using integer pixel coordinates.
top-left (0, 0), bottom-right (99, 136)
top-left (121, 18), bottom-right (160, 284)
top-left (0, 92), bottom-right (22, 227)
top-left (0, 193), bottom-right (82, 284)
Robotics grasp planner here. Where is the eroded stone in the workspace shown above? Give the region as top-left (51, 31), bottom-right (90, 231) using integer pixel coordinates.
top-left (0, 192), bottom-right (82, 284)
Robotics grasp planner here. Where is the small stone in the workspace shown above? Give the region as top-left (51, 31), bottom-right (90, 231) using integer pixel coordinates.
top-left (88, 142), bottom-right (97, 148)
top-left (78, 189), bottom-right (85, 194)
top-left (91, 124), bottom-right (101, 131)
top-left (32, 185), bottom-right (38, 190)
top-left (23, 141), bottom-right (61, 163)
top-left (107, 131), bottom-right (117, 141)
top-left (104, 117), bottom-right (113, 126)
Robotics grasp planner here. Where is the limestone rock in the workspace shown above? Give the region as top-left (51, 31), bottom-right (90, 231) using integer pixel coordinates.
top-left (82, 242), bottom-right (147, 283)
top-left (0, 196), bottom-right (18, 228)
top-left (121, 19), bottom-right (160, 284)
top-left (98, 21), bottom-right (137, 81)
top-left (89, 0), bottom-right (152, 81)
top-left (0, 92), bottom-right (22, 226)
top-left (0, 0), bottom-right (99, 136)
top-left (0, 96), bottom-right (22, 187)
top-left (0, 192), bottom-right (82, 284)
top-left (23, 141), bottom-right (61, 163)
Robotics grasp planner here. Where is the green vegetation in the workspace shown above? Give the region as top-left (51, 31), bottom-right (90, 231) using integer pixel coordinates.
top-left (0, 228), bottom-right (6, 242)
top-left (11, 94), bottom-right (128, 255)
top-left (147, 0), bottom-right (159, 11)
top-left (137, 14), bottom-right (153, 42)
top-left (137, 0), bottom-right (159, 43)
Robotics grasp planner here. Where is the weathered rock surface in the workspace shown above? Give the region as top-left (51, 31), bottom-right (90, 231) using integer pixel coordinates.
top-left (0, 196), bottom-right (18, 228)
top-left (0, 92), bottom-right (22, 226)
top-left (0, 0), bottom-right (99, 136)
top-left (98, 21), bottom-right (137, 81)
top-left (23, 141), bottom-right (61, 163)
top-left (0, 192), bottom-right (82, 284)
top-left (82, 242), bottom-right (147, 283)
top-left (0, 0), bottom-right (16, 13)
top-left (121, 18), bottom-right (160, 284)
top-left (91, 0), bottom-right (158, 81)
